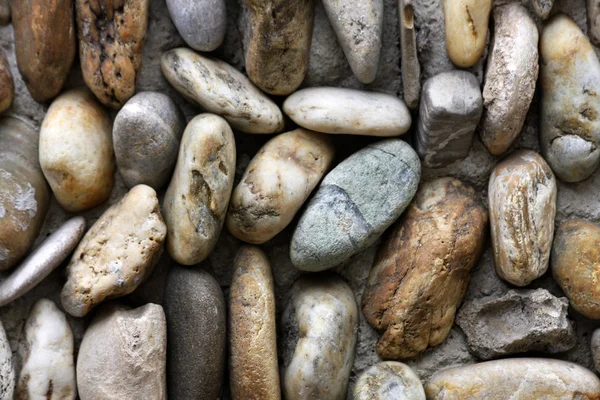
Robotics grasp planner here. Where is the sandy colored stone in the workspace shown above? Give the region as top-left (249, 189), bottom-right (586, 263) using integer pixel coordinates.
top-left (11, 0), bottom-right (75, 102)
top-left (229, 246), bottom-right (280, 400)
top-left (400, 0), bottom-right (420, 110)
top-left (488, 151), bottom-right (557, 286)
top-left (354, 362), bottom-right (425, 400)
top-left (588, 0), bottom-right (600, 46)
top-left (0, 320), bottom-right (13, 400)
top-left (161, 48), bottom-right (284, 134)
top-left (227, 129), bottom-right (334, 244)
top-left (443, 0), bottom-right (492, 67)
top-left (76, 0), bottom-right (149, 109)
top-left (40, 88), bottom-right (115, 213)
top-left (60, 185), bottom-right (166, 317)
top-left (166, 0), bottom-right (226, 51)
top-left (0, 49), bottom-right (13, 113)
top-left (533, 0), bottom-right (554, 19)
top-left (0, 116), bottom-right (49, 271)
top-left (363, 177), bottom-right (488, 360)
top-left (163, 114), bottom-right (236, 265)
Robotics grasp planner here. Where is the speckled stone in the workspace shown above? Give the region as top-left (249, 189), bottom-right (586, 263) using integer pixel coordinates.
top-left (353, 362), bottom-right (425, 400)
top-left (0, 49), bottom-right (13, 113)
top-left (533, 0), bottom-right (554, 20)
top-left (400, 0), bottom-right (420, 110)
top-left (587, 0), bottom-right (600, 46)
top-left (0, 320), bottom-right (13, 400)
top-left (166, 0), bottom-right (226, 52)
top-left (443, 0), bottom-right (492, 67)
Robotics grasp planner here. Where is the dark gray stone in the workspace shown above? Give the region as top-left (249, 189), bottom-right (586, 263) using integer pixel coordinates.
top-left (592, 328), bottom-right (600, 373)
top-left (166, 0), bottom-right (226, 52)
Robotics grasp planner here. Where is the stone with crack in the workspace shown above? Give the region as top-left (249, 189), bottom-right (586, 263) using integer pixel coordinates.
top-left (166, 0), bottom-right (226, 52)
top-left (353, 361), bottom-right (426, 400)
top-left (0, 48), bottom-right (13, 113)
top-left (443, 0), bottom-right (492, 67)
top-left (0, 320), bottom-right (13, 400)
top-left (400, 0), bottom-right (420, 110)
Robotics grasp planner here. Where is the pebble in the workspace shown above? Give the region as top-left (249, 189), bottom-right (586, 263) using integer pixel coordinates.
top-left (163, 114), bottom-right (236, 265)
top-left (592, 328), bottom-right (600, 373)
top-left (229, 246), bottom-right (280, 399)
top-left (552, 219), bottom-right (600, 319)
top-left (588, 0), bottom-right (600, 46)
top-left (322, 0), bottom-right (383, 83)
top-left (353, 362), bottom-right (425, 400)
top-left (15, 299), bottom-right (76, 400)
top-left (113, 91), bottom-right (185, 190)
top-left (0, 217), bottom-right (85, 307)
top-left (281, 274), bottom-right (358, 400)
top-left (533, 0), bottom-right (554, 19)
top-left (61, 185), bottom-right (167, 317)
top-left (284, 87), bottom-right (411, 137)
top-left (425, 358), bottom-right (600, 398)
top-left (0, 0), bottom-right (8, 25)
top-left (415, 71), bottom-right (482, 168)
top-left (291, 139), bottom-right (420, 271)
top-left (456, 289), bottom-right (576, 360)
top-left (39, 88), bottom-right (115, 213)
top-left (488, 151), bottom-right (557, 286)
top-left (226, 129), bottom-right (334, 244)
top-left (443, 0), bottom-right (492, 67)
top-left (0, 116), bottom-right (49, 271)
top-left (161, 48), bottom-right (284, 134)
top-left (166, 0), bottom-right (226, 52)
top-left (0, 321), bottom-right (13, 400)
top-left (77, 303), bottom-right (167, 400)
top-left (164, 267), bottom-right (226, 400)
top-left (0, 49), bottom-right (13, 113)
top-left (76, 0), bottom-right (149, 108)
top-left (12, 0), bottom-right (76, 102)
top-left (400, 0), bottom-right (420, 110)
top-left (241, 0), bottom-right (313, 95)
top-left (480, 3), bottom-right (538, 156)
top-left (540, 14), bottom-right (600, 183)
top-left (362, 177), bottom-right (488, 359)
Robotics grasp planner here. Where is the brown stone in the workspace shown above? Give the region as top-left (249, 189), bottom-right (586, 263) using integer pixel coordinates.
top-left (400, 0), bottom-right (420, 110)
top-left (76, 0), bottom-right (149, 109)
top-left (0, 0), bottom-right (9, 25)
top-left (0, 49), bottom-right (13, 113)
top-left (362, 177), bottom-right (488, 360)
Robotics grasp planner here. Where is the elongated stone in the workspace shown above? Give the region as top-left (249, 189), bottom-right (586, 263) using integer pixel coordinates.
top-left (283, 87), bottom-right (411, 137)
top-left (353, 362), bottom-right (425, 400)
top-left (166, 0), bottom-right (226, 52)
top-left (415, 71), bottom-right (482, 168)
top-left (533, 0), bottom-right (554, 20)
top-left (400, 0), bottom-right (420, 110)
top-left (443, 0), bottom-right (492, 67)
top-left (161, 48), bottom-right (284, 134)
top-left (0, 320), bottom-right (13, 400)
top-left (0, 49), bottom-right (13, 113)
top-left (588, 0), bottom-right (600, 46)
top-left (540, 14), bottom-right (600, 183)
top-left (227, 129), bottom-right (334, 244)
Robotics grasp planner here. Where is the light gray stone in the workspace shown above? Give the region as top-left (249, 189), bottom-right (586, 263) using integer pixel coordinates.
top-left (592, 328), bottom-right (600, 373)
top-left (587, 0), bottom-right (600, 46)
top-left (353, 362), bottom-right (425, 400)
top-left (0, 320), bottom-right (12, 400)
top-left (166, 0), bottom-right (226, 52)
top-left (400, 0), bottom-right (420, 109)
top-left (533, 0), bottom-right (554, 19)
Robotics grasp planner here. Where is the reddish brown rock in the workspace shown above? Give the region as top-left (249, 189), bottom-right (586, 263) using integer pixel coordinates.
top-left (0, 49), bottom-right (13, 113)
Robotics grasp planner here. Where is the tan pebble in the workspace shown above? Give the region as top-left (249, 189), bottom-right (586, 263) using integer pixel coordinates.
top-left (443, 0), bottom-right (492, 67)
top-left (0, 49), bottom-right (13, 113)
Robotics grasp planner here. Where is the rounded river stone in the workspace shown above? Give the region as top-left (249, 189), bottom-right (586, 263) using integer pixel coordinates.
top-left (592, 328), bottom-right (600, 373)
top-left (0, 320), bottom-right (13, 400)
top-left (353, 362), bottom-right (425, 400)
top-left (166, 0), bottom-right (226, 52)
top-left (0, 49), bottom-right (13, 113)
top-left (443, 0), bottom-right (492, 67)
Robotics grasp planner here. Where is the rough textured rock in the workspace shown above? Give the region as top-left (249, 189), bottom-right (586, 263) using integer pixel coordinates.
top-left (0, 320), bottom-right (12, 400)
top-left (540, 13), bottom-right (600, 183)
top-left (443, 0), bottom-right (492, 67)
top-left (363, 177), bottom-right (488, 360)
top-left (227, 129), bottom-right (334, 244)
top-left (0, 49), bottom-right (13, 113)
top-left (0, 0), bottom-right (8, 25)
top-left (592, 328), bottom-right (600, 373)
top-left (11, 0), bottom-right (75, 102)
top-left (16, 299), bottom-right (76, 400)
top-left (76, 0), bottom-right (150, 109)
top-left (291, 139), bottom-right (420, 272)
top-left (113, 91), bottom-right (185, 190)
top-left (61, 185), bottom-right (167, 317)
top-left (76, 303), bottom-right (167, 400)
top-left (166, 0), bottom-right (226, 51)
top-left (164, 267), bottom-right (226, 400)
top-left (588, 0), bottom-right (600, 45)
top-left (532, 0), bottom-right (554, 19)
top-left (281, 274), bottom-right (358, 400)
top-left (400, 0), bottom-right (420, 109)
top-left (353, 362), bottom-right (425, 400)
top-left (416, 71), bottom-right (482, 168)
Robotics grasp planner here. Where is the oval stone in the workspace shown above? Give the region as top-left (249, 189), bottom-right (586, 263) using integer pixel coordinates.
top-left (166, 0), bottom-right (226, 52)
top-left (443, 0), bottom-right (492, 67)
top-left (353, 362), bottom-right (425, 400)
top-left (113, 91), bottom-right (185, 190)
top-left (161, 48), bottom-right (284, 134)
top-left (0, 49), bottom-right (13, 113)
top-left (40, 88), bottom-right (115, 213)
top-left (283, 87), bottom-right (411, 137)
top-left (291, 139), bottom-right (420, 272)
top-left (227, 129), bottom-right (334, 244)
top-left (163, 114), bottom-right (236, 265)
top-left (488, 151), bottom-right (557, 286)
top-left (281, 274), bottom-right (358, 400)
top-left (0, 320), bottom-right (13, 400)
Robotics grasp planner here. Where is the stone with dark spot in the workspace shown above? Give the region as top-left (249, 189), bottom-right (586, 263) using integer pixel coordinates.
top-left (353, 361), bottom-right (425, 400)
top-left (443, 0), bottom-right (492, 67)
top-left (533, 0), bottom-right (554, 19)
top-left (166, 0), bottom-right (226, 52)
top-left (0, 48), bottom-right (13, 112)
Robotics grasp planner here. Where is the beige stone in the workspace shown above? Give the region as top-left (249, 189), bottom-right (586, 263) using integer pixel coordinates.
top-left (0, 49), bottom-right (13, 113)
top-left (443, 0), bottom-right (492, 67)
top-left (354, 362), bottom-right (425, 400)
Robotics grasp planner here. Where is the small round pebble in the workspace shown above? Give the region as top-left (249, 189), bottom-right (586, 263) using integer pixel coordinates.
top-left (166, 0), bottom-right (226, 52)
top-left (353, 362), bottom-right (425, 400)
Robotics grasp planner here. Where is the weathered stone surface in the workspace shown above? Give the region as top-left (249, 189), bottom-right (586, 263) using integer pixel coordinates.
top-left (0, 0), bottom-right (8, 25)
top-left (425, 358), bottom-right (600, 399)
top-left (281, 274), bottom-right (358, 400)
top-left (540, 13), bottom-right (600, 183)
top-left (40, 88), bottom-right (115, 213)
top-left (415, 71), bottom-right (482, 168)
top-left (77, 303), bottom-right (167, 400)
top-left (61, 185), bottom-right (166, 317)
top-left (0, 320), bottom-right (13, 400)
top-left (0, 217), bottom-right (85, 307)
top-left (161, 48), bottom-right (284, 134)
top-left (533, 0), bottom-right (554, 19)
top-left (166, 0), bottom-right (226, 52)
top-left (480, 3), bottom-right (538, 156)
top-left (354, 362), bottom-right (425, 400)
top-left (592, 328), bottom-right (600, 373)
top-left (164, 267), bottom-right (226, 400)
top-left (0, 116), bottom-right (49, 271)
top-left (0, 49), bottom-right (13, 113)
top-left (488, 151), bottom-right (557, 286)
top-left (163, 114), bottom-right (235, 265)
top-left (11, 0), bottom-right (75, 102)
top-left (291, 139), bottom-right (420, 271)
top-left (229, 246), bottom-right (280, 400)
top-left (16, 299), bottom-right (76, 400)
top-left (443, 0), bottom-right (492, 67)
top-left (456, 289), bottom-right (576, 360)
top-left (113, 91), bottom-right (185, 190)
top-left (400, 0), bottom-right (420, 110)
top-left (227, 129), bottom-right (334, 244)
top-left (587, 0), bottom-right (600, 46)
top-left (241, 0), bottom-right (313, 95)
top-left (76, 0), bottom-right (150, 109)
top-left (363, 177), bottom-right (488, 360)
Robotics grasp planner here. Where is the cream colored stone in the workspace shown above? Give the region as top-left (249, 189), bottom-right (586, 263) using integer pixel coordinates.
top-left (354, 362), bottom-right (425, 400)
top-left (443, 0), bottom-right (492, 67)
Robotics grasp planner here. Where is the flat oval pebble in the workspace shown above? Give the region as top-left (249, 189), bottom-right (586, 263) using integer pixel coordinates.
top-left (291, 139), bottom-right (420, 271)
top-left (161, 48), bottom-right (284, 134)
top-left (0, 320), bottom-right (13, 400)
top-left (227, 129), bottom-right (334, 244)
top-left (353, 362), bottom-right (425, 400)
top-left (443, 0), bottom-right (492, 67)
top-left (283, 87), bottom-right (411, 137)
top-left (163, 114), bottom-right (236, 265)
top-left (0, 49), bottom-right (13, 113)
top-left (166, 0), bottom-right (226, 52)
top-left (113, 91), bottom-right (185, 190)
